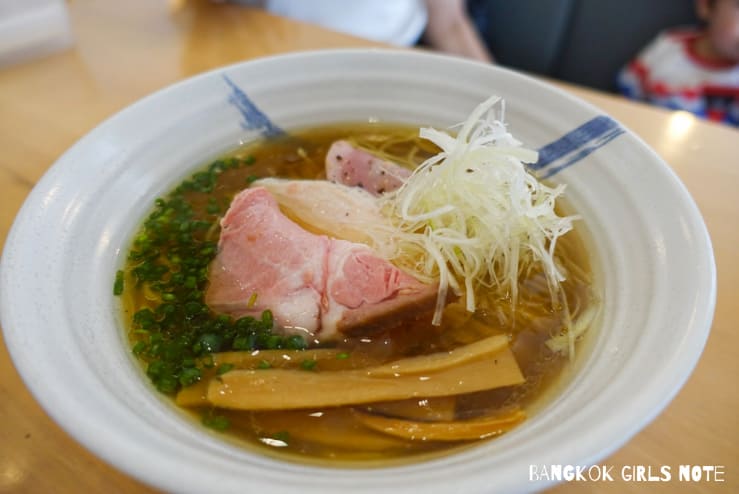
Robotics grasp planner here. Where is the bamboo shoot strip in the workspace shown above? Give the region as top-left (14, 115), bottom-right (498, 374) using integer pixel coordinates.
top-left (245, 408), bottom-right (411, 452)
top-left (205, 346), bottom-right (523, 410)
top-left (361, 396), bottom-right (457, 422)
top-left (366, 334), bottom-right (508, 376)
top-left (352, 408), bottom-right (526, 441)
top-left (209, 348), bottom-right (344, 369)
top-left (178, 348), bottom-right (362, 406)
top-left (176, 379), bottom-right (210, 407)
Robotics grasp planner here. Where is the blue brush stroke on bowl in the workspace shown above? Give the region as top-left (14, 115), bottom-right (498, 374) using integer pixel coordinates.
top-left (222, 76), bottom-right (623, 178)
top-left (534, 116), bottom-right (625, 179)
top-left (223, 75), bottom-right (284, 138)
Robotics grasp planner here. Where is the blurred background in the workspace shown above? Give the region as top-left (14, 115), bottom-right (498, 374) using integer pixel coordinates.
top-left (0, 0), bottom-right (700, 94)
top-left (467, 0), bottom-right (698, 92)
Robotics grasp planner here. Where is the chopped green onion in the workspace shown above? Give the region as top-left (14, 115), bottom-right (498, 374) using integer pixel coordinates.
top-left (216, 363), bottom-right (235, 375)
top-left (300, 359), bottom-right (317, 371)
top-left (113, 270), bottom-right (125, 296)
top-left (285, 335), bottom-right (307, 350)
top-left (202, 413), bottom-right (230, 431)
top-left (179, 367), bottom-right (202, 387)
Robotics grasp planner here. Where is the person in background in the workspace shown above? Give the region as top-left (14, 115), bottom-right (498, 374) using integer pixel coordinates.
top-left (617, 0), bottom-right (739, 126)
top-left (253, 0), bottom-right (494, 62)
top-left (422, 0), bottom-right (494, 62)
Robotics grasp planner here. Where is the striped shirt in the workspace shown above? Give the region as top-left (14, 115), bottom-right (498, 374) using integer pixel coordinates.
top-left (618, 29), bottom-right (739, 126)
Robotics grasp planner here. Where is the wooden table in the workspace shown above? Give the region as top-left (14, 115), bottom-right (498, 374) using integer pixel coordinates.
top-left (0, 1), bottom-right (736, 492)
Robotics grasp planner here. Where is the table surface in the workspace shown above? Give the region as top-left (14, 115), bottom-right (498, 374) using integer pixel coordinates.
top-left (0, 1), bottom-right (736, 492)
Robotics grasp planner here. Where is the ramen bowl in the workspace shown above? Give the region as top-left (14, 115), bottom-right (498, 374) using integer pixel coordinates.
top-left (0, 49), bottom-right (716, 493)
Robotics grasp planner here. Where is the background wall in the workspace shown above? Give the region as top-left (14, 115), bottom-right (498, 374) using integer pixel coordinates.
top-left (468, 0), bottom-right (700, 91)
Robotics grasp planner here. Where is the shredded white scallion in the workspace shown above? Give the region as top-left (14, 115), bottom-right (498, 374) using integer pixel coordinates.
top-left (379, 95), bottom-right (578, 325)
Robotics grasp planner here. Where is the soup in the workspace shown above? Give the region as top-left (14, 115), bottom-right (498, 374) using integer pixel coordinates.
top-left (116, 120), bottom-right (597, 465)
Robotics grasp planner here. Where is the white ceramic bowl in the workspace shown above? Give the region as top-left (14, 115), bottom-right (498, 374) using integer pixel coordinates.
top-left (0, 49), bottom-right (716, 493)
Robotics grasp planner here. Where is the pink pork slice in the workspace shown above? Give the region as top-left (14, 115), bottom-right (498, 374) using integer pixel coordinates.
top-left (205, 187), bottom-right (438, 341)
top-left (326, 140), bottom-right (412, 196)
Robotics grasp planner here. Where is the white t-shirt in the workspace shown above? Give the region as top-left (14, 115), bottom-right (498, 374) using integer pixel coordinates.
top-left (264, 0), bottom-right (428, 46)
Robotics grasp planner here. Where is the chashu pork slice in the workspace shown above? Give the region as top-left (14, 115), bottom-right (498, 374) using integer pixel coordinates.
top-left (205, 187), bottom-right (437, 342)
top-left (253, 177), bottom-right (397, 259)
top-left (326, 140), bottom-right (411, 196)
top-left (253, 177), bottom-right (389, 246)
